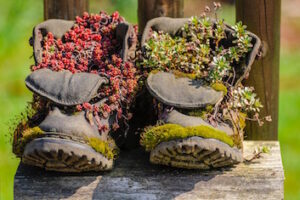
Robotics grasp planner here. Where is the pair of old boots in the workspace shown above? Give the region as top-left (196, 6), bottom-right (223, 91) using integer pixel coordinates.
top-left (13, 17), bottom-right (261, 172)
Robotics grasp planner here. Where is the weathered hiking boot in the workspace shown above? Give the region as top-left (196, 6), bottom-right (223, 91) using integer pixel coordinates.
top-left (13, 15), bottom-right (136, 172)
top-left (141, 71), bottom-right (242, 169)
top-left (140, 17), bottom-right (261, 169)
top-left (16, 69), bottom-right (116, 172)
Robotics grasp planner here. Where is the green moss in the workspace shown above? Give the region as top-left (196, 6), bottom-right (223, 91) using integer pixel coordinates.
top-left (13, 126), bottom-right (118, 160)
top-left (149, 70), bottom-right (197, 80)
top-left (188, 105), bottom-right (213, 118)
top-left (211, 82), bottom-right (228, 95)
top-left (150, 69), bottom-right (160, 74)
top-left (188, 110), bottom-right (205, 117)
top-left (14, 127), bottom-right (44, 156)
top-left (88, 137), bottom-right (118, 160)
top-left (172, 70), bottom-right (197, 80)
top-left (140, 124), bottom-right (234, 151)
top-left (187, 125), bottom-right (233, 145)
top-left (22, 126), bottom-right (43, 137)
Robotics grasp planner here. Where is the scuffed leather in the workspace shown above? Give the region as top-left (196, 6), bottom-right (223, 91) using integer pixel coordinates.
top-left (39, 107), bottom-right (102, 139)
top-left (141, 17), bottom-right (189, 46)
top-left (25, 68), bottom-right (108, 106)
top-left (146, 71), bottom-right (223, 109)
top-left (116, 22), bottom-right (133, 62)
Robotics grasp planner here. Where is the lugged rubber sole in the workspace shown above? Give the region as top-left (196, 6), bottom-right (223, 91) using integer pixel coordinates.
top-left (22, 137), bottom-right (113, 172)
top-left (150, 136), bottom-right (242, 169)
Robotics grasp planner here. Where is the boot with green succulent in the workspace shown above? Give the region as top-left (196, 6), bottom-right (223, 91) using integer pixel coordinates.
top-left (139, 5), bottom-right (269, 169)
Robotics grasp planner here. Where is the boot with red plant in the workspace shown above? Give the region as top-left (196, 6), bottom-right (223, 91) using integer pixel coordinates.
top-left (12, 11), bottom-right (138, 172)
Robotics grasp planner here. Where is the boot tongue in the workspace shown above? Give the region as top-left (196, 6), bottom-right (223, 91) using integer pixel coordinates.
top-left (25, 68), bottom-right (108, 106)
top-left (146, 71), bottom-right (223, 109)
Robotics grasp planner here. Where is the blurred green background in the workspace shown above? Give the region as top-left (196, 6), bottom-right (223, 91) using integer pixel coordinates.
top-left (0, 0), bottom-right (299, 199)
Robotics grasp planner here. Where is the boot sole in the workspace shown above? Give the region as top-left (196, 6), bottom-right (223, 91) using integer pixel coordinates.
top-left (22, 137), bottom-right (113, 172)
top-left (150, 136), bottom-right (242, 169)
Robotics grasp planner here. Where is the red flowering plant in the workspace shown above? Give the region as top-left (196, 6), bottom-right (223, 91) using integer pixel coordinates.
top-left (29, 11), bottom-right (138, 141)
top-left (31, 12), bottom-right (137, 133)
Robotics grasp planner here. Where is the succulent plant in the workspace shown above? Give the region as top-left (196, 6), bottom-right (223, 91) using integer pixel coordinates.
top-left (142, 14), bottom-right (253, 84)
top-left (229, 86), bottom-right (263, 113)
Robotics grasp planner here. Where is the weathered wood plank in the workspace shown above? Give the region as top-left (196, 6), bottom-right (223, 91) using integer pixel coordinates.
top-left (14, 141), bottom-right (284, 200)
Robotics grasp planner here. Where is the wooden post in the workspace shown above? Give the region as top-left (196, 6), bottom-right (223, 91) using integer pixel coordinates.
top-left (44, 0), bottom-right (89, 20)
top-left (138, 0), bottom-right (184, 33)
top-left (236, 1), bottom-right (281, 140)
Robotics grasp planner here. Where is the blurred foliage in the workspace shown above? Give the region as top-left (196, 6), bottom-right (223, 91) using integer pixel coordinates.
top-left (0, 1), bottom-right (299, 200)
top-left (90, 0), bottom-right (137, 23)
top-left (0, 1), bottom-right (43, 200)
